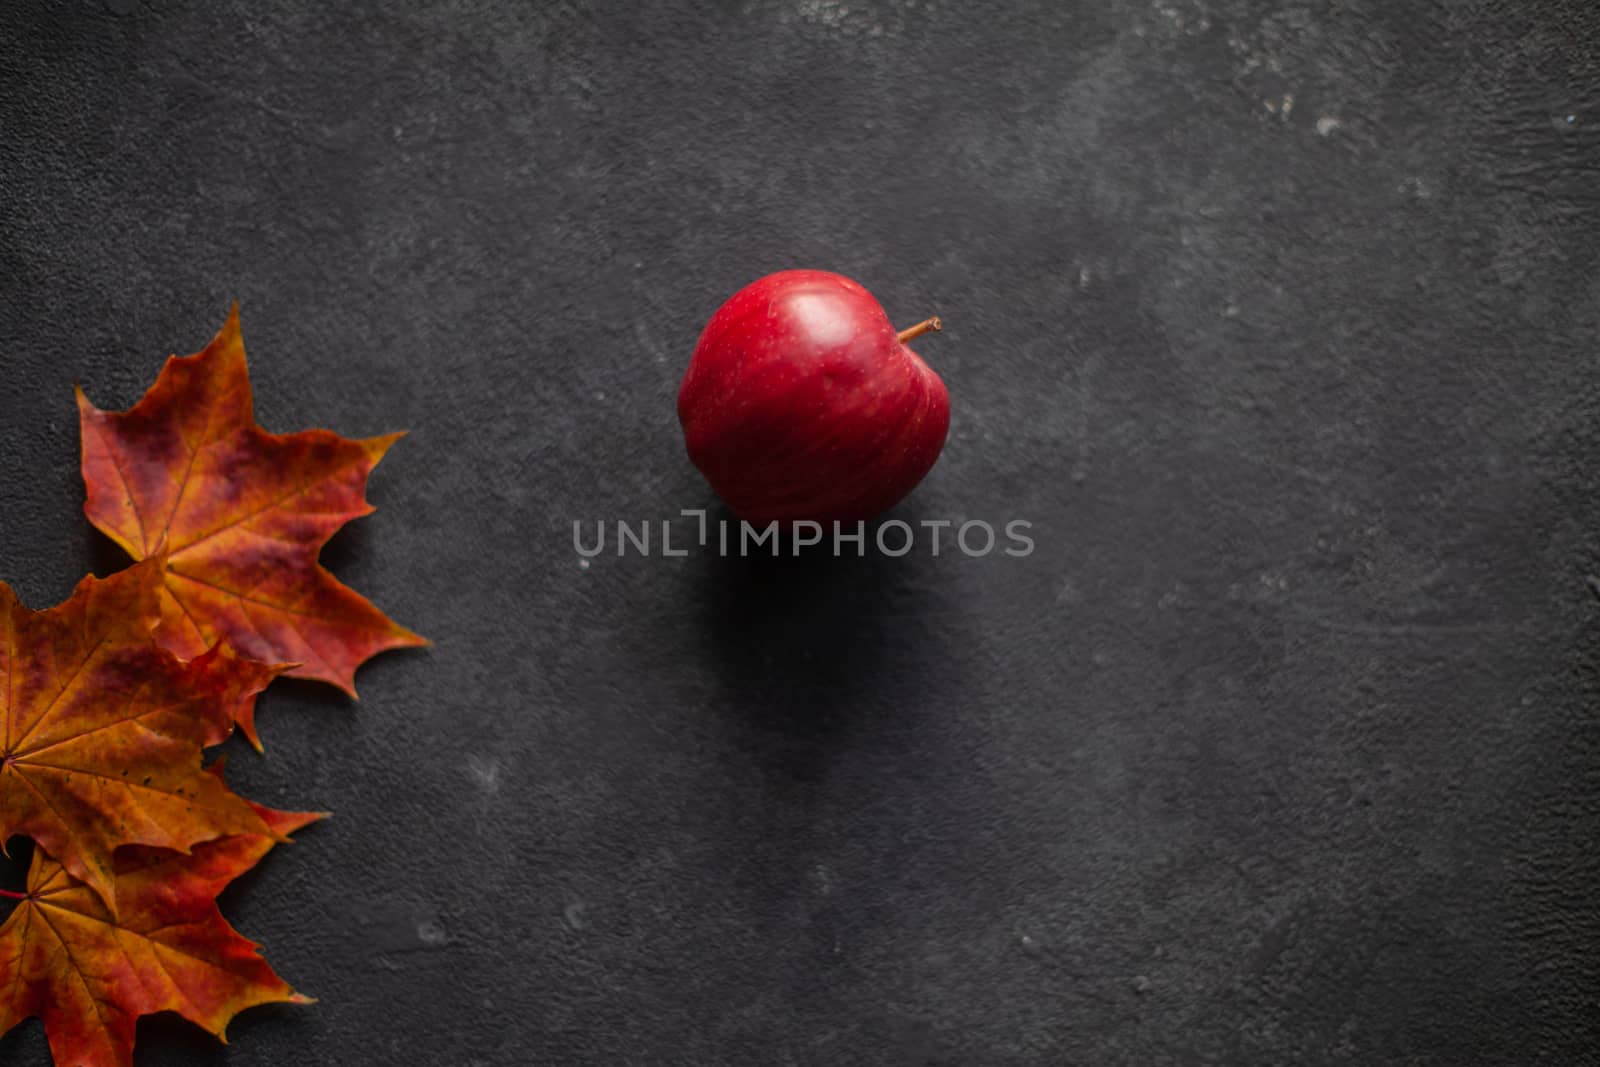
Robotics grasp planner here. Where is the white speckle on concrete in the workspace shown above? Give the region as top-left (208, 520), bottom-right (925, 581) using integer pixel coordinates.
top-left (1150, 0), bottom-right (1210, 35)
top-left (1399, 175), bottom-right (1432, 199)
top-left (467, 756), bottom-right (501, 794)
top-left (795, 0), bottom-right (848, 29)
top-left (564, 901), bottom-right (589, 930)
top-left (1316, 115), bottom-right (1342, 137)
top-left (578, 557), bottom-right (590, 570)
top-left (1078, 266), bottom-right (1092, 288)
top-left (416, 919), bottom-right (448, 946)
top-left (1280, 93), bottom-right (1294, 120)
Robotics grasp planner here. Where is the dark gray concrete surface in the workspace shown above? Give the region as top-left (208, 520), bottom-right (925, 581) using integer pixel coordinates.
top-left (4, 1), bottom-right (1600, 1063)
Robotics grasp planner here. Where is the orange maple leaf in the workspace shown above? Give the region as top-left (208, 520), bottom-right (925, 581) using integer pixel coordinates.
top-left (0, 561), bottom-right (277, 911)
top-left (76, 306), bottom-right (426, 697)
top-left (0, 792), bottom-right (320, 1067)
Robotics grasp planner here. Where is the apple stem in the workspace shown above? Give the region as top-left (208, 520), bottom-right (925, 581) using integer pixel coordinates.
top-left (0, 889), bottom-right (28, 902)
top-left (896, 317), bottom-right (943, 344)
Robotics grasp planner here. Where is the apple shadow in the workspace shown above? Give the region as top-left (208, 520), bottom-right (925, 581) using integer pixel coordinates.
top-left (690, 502), bottom-right (956, 776)
top-left (684, 500), bottom-right (975, 978)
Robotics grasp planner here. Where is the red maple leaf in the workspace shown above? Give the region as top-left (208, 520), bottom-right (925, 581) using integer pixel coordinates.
top-left (0, 561), bottom-right (279, 911)
top-left (76, 306), bottom-right (425, 697)
top-left (0, 787), bottom-right (320, 1066)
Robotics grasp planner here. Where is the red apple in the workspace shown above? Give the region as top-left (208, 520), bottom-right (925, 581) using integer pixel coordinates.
top-left (677, 270), bottom-right (950, 525)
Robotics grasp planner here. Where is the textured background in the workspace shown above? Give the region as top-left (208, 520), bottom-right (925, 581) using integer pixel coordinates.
top-left (4, 1), bottom-right (1600, 1064)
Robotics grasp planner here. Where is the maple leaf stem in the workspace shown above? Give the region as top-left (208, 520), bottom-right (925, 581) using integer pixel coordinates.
top-left (0, 889), bottom-right (29, 901)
